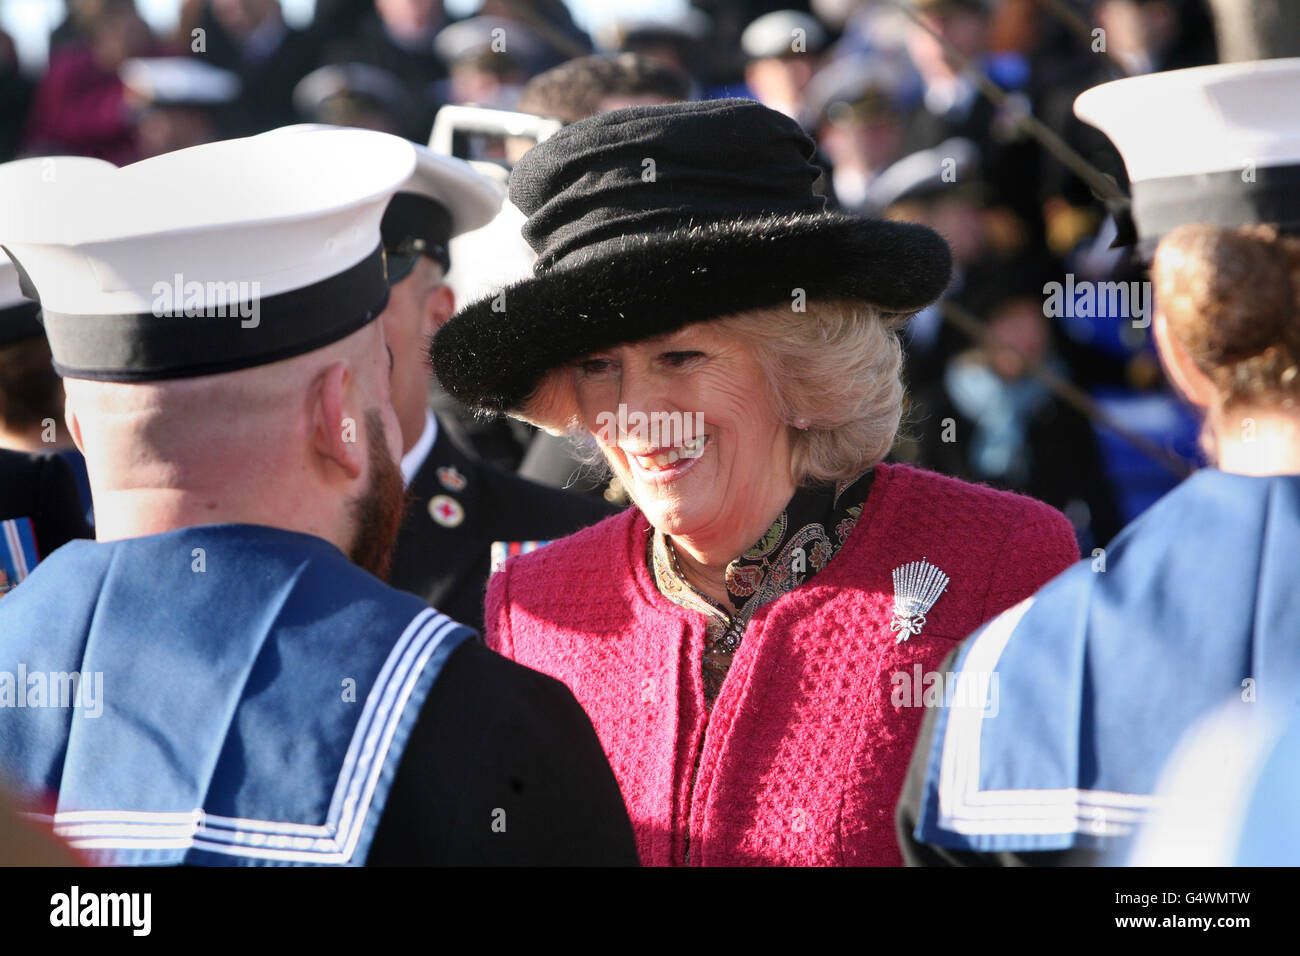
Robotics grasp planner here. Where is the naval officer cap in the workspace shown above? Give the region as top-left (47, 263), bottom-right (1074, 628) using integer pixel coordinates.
top-left (381, 142), bottom-right (503, 282)
top-left (1075, 57), bottom-right (1300, 253)
top-left (0, 128), bottom-right (417, 382)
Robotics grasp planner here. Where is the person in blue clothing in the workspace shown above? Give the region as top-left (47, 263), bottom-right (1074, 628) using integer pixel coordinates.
top-left (897, 58), bottom-right (1300, 865)
top-left (0, 129), bottom-right (636, 866)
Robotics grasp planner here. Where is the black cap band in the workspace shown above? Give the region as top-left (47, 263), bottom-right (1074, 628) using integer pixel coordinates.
top-left (1131, 165), bottom-right (1300, 252)
top-left (382, 193), bottom-right (453, 273)
top-left (29, 243), bottom-right (389, 382)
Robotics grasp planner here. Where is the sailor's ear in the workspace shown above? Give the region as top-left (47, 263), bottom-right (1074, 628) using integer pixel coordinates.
top-left (1153, 310), bottom-right (1215, 410)
top-left (64, 400), bottom-right (85, 455)
top-left (310, 360), bottom-right (364, 480)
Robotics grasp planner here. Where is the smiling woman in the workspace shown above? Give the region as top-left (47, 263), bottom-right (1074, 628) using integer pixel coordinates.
top-left (431, 98), bottom-right (1081, 866)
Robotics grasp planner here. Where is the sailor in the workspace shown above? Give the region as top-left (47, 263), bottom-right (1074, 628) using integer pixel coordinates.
top-left (118, 56), bottom-right (241, 158)
top-left (375, 139), bottom-right (617, 632)
top-left (0, 129), bottom-right (637, 866)
top-left (897, 57), bottom-right (1300, 865)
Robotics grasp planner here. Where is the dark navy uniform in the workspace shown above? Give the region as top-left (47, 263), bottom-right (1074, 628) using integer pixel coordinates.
top-left (389, 415), bottom-right (617, 634)
top-left (0, 448), bottom-right (90, 593)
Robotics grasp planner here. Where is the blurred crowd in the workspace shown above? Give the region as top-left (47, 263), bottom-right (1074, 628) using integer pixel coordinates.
top-left (0, 0), bottom-right (1223, 551)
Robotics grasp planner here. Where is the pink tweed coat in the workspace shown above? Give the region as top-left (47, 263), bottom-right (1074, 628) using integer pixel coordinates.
top-left (485, 462), bottom-right (1080, 865)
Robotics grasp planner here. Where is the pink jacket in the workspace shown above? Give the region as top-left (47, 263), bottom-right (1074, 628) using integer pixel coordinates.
top-left (486, 463), bottom-right (1079, 865)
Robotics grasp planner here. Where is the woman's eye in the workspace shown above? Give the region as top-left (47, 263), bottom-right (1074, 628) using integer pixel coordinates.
top-left (576, 357), bottom-right (614, 375)
top-left (662, 351), bottom-right (704, 367)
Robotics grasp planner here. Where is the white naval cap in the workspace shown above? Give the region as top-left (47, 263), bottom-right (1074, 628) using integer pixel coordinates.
top-left (0, 156), bottom-right (117, 346)
top-left (120, 56), bottom-right (241, 109)
top-left (1074, 57), bottom-right (1300, 247)
top-left (0, 128), bottom-right (417, 381)
top-left (262, 125), bottom-right (503, 276)
top-left (741, 10), bottom-right (828, 60)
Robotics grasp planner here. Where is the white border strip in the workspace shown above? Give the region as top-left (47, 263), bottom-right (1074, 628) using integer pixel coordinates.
top-left (934, 596), bottom-right (1159, 838)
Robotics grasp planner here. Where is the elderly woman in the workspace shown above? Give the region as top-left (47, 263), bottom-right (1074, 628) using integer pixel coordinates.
top-left (433, 99), bottom-right (1079, 866)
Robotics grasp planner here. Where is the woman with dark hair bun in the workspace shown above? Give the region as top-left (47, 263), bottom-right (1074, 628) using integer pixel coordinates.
top-left (901, 58), bottom-right (1300, 866)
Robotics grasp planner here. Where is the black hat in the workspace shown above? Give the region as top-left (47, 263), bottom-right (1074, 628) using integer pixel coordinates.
top-left (432, 98), bottom-right (952, 413)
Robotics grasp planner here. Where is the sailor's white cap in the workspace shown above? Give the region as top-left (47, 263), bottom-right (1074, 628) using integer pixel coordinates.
top-left (0, 128), bottom-right (417, 381)
top-left (1074, 57), bottom-right (1300, 245)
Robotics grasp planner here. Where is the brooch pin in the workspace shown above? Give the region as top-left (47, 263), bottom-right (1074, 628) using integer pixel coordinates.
top-left (891, 558), bottom-right (949, 642)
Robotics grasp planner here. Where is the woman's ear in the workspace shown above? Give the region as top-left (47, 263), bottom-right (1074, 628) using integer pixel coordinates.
top-left (311, 360), bottom-right (364, 480)
top-left (1153, 310), bottom-right (1217, 410)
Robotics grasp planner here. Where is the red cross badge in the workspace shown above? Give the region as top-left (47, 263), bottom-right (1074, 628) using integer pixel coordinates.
top-left (428, 494), bottom-right (465, 528)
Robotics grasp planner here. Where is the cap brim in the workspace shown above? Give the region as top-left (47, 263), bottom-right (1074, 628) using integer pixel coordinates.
top-left (432, 212), bottom-right (951, 413)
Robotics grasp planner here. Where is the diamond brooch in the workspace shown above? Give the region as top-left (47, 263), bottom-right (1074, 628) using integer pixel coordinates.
top-left (890, 558), bottom-right (950, 642)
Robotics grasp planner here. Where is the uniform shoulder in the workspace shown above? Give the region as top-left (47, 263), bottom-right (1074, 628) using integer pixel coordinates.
top-left (481, 462), bottom-right (618, 528)
top-left (880, 461), bottom-right (1070, 530)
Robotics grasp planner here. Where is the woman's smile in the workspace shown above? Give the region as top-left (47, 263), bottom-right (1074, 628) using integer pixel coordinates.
top-left (624, 434), bottom-right (711, 485)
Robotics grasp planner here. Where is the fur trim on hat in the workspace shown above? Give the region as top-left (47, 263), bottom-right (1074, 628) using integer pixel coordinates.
top-left (432, 212), bottom-right (952, 413)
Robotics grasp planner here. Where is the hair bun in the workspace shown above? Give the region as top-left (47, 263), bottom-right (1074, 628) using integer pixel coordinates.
top-left (1153, 222), bottom-right (1300, 406)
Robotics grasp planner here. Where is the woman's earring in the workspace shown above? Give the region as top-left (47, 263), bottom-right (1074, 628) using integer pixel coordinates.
top-left (793, 417), bottom-right (809, 430)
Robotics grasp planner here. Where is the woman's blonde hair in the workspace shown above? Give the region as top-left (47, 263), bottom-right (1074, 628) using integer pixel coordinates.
top-left (519, 297), bottom-right (907, 486)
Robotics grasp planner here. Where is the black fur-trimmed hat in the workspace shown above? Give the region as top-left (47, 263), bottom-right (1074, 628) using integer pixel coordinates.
top-left (432, 98), bottom-right (953, 414)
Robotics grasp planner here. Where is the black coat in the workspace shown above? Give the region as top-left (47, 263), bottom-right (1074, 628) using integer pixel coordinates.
top-left (388, 418), bottom-right (618, 634)
top-left (368, 636), bottom-right (639, 865)
top-left (0, 448), bottom-right (91, 562)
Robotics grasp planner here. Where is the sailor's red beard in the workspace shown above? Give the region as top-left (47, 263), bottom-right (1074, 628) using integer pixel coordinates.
top-left (347, 409), bottom-right (407, 581)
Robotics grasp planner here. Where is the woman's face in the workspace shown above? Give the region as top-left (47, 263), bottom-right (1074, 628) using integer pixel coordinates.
top-left (572, 323), bottom-right (796, 557)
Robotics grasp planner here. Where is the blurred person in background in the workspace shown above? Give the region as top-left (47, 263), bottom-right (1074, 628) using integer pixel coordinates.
top-left (803, 56), bottom-right (907, 212)
top-left (433, 15), bottom-right (550, 110)
top-left (0, 31), bottom-right (33, 163)
top-left (0, 159), bottom-right (108, 526)
top-left (23, 0), bottom-right (157, 163)
top-left (1, 252), bottom-right (93, 587)
top-left (319, 0), bottom-right (450, 140)
top-left (514, 51), bottom-right (693, 127)
top-left (193, 0), bottom-right (322, 134)
top-left (909, 264), bottom-right (1122, 551)
top-left (739, 9), bottom-right (829, 121)
top-left (119, 56), bottom-right (240, 158)
top-left (900, 0), bottom-right (1041, 241)
top-left (292, 61), bottom-right (413, 135)
top-left (601, 11), bottom-right (710, 82)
